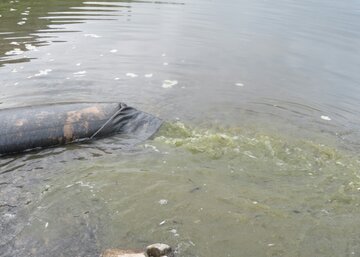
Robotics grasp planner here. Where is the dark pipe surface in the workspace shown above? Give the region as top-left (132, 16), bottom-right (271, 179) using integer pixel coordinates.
top-left (0, 102), bottom-right (162, 155)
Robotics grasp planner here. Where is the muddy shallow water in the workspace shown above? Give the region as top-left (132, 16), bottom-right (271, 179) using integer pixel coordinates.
top-left (1, 0), bottom-right (360, 256)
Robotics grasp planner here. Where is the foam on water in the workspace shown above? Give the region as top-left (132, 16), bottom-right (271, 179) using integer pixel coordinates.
top-left (126, 72), bottom-right (138, 78)
top-left (33, 69), bottom-right (52, 77)
top-left (162, 80), bottom-right (178, 88)
top-left (154, 122), bottom-right (360, 192)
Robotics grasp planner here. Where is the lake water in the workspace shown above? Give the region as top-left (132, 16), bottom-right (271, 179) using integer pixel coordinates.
top-left (1, 0), bottom-right (360, 256)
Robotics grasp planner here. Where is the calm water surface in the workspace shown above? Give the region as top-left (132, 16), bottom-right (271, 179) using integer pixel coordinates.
top-left (1, 0), bottom-right (360, 256)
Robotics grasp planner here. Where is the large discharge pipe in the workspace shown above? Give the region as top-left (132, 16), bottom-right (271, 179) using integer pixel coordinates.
top-left (0, 102), bottom-right (162, 155)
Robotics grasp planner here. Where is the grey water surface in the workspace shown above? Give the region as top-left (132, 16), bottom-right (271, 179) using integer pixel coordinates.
top-left (1, 0), bottom-right (360, 256)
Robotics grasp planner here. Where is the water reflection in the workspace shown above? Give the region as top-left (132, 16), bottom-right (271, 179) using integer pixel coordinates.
top-left (0, 1), bottom-right (117, 65)
top-left (0, 0), bottom-right (184, 66)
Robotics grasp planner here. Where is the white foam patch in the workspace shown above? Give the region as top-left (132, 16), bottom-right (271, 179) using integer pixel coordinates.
top-left (321, 115), bottom-right (331, 121)
top-left (114, 77), bottom-right (120, 80)
top-left (161, 53), bottom-right (166, 57)
top-left (76, 63), bottom-right (81, 66)
top-left (144, 73), bottom-right (153, 78)
top-left (73, 70), bottom-right (87, 76)
top-left (84, 34), bottom-right (101, 38)
top-left (163, 62), bottom-right (169, 66)
top-left (110, 49), bottom-right (118, 53)
top-left (126, 73), bottom-right (138, 78)
top-left (25, 44), bottom-right (37, 51)
top-left (10, 42), bottom-right (19, 45)
top-left (17, 21), bottom-right (26, 25)
top-left (10, 8), bottom-right (16, 11)
top-left (159, 199), bottom-right (168, 205)
top-left (162, 80), bottom-right (178, 88)
top-left (34, 69), bottom-right (52, 77)
top-left (170, 228), bottom-right (179, 237)
top-left (5, 48), bottom-right (23, 55)
top-left (144, 144), bottom-right (159, 152)
top-left (73, 70), bottom-right (86, 75)
top-left (3, 213), bottom-right (16, 219)
top-left (75, 181), bottom-right (94, 189)
top-left (244, 151), bottom-right (257, 159)
top-left (235, 82), bottom-right (244, 87)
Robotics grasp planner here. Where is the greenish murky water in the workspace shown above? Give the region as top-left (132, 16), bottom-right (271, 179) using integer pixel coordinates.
top-left (2, 122), bottom-right (360, 256)
top-left (1, 0), bottom-right (360, 256)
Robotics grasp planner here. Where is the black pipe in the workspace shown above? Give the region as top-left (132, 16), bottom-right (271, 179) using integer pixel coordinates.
top-left (0, 102), bottom-right (162, 155)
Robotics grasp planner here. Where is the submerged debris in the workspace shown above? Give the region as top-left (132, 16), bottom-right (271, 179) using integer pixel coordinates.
top-left (146, 243), bottom-right (173, 257)
top-left (101, 243), bottom-right (173, 257)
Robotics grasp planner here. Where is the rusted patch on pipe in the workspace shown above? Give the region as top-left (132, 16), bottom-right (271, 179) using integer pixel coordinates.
top-left (63, 105), bottom-right (105, 142)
